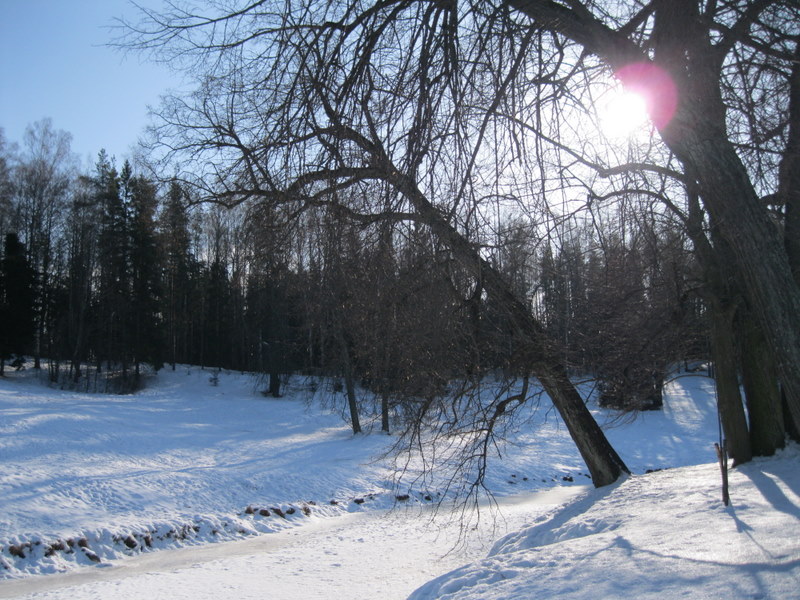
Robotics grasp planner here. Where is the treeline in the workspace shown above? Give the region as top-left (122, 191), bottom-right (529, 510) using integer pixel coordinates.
top-left (0, 122), bottom-right (309, 391)
top-left (0, 120), bottom-right (706, 402)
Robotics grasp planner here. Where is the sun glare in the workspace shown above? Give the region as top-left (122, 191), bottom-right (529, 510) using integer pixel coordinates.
top-left (599, 89), bottom-right (650, 139)
top-left (597, 62), bottom-right (679, 140)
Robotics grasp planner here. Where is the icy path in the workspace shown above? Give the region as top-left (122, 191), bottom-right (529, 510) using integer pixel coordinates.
top-left (0, 487), bottom-right (586, 600)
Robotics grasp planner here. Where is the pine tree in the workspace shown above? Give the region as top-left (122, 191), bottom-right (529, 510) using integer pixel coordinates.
top-left (159, 181), bottom-right (195, 369)
top-left (129, 174), bottom-right (164, 377)
top-left (64, 180), bottom-right (100, 384)
top-left (0, 232), bottom-right (36, 374)
top-left (94, 152), bottom-right (132, 384)
top-left (204, 258), bottom-right (231, 370)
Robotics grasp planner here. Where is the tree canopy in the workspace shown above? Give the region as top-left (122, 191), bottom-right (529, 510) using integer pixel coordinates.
top-left (117, 0), bottom-right (800, 477)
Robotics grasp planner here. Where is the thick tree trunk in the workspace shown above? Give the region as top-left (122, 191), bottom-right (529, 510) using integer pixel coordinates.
top-left (649, 8), bottom-right (800, 443)
top-left (668, 125), bottom-right (800, 433)
top-left (386, 165), bottom-right (629, 486)
top-left (739, 309), bottom-right (784, 456)
top-left (783, 42), bottom-right (800, 286)
top-left (709, 302), bottom-right (752, 466)
top-left (504, 0), bottom-right (800, 452)
top-left (780, 45), bottom-right (800, 441)
top-left (686, 192), bottom-right (757, 463)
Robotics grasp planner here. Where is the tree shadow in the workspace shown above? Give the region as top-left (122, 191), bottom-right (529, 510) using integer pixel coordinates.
top-left (488, 476), bottom-right (626, 556)
top-left (739, 468), bottom-right (800, 523)
top-left (610, 533), bottom-right (800, 599)
top-left (539, 532), bottom-right (796, 600)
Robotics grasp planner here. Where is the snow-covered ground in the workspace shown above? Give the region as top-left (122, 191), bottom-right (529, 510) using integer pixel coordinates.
top-left (0, 365), bottom-right (797, 599)
top-left (410, 450), bottom-right (800, 600)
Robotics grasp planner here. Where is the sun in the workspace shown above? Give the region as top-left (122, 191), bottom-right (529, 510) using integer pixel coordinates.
top-left (598, 88), bottom-right (650, 139)
top-left (596, 62), bottom-right (679, 139)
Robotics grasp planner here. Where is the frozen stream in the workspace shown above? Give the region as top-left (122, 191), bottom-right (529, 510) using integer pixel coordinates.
top-left (0, 486), bottom-right (586, 600)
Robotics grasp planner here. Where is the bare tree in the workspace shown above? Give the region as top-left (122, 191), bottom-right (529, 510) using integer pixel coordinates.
top-left (9, 119), bottom-right (76, 369)
top-left (0, 129), bottom-right (14, 236)
top-left (503, 0), bottom-right (800, 433)
top-left (121, 0), bottom-right (633, 486)
top-left (116, 0), bottom-right (800, 481)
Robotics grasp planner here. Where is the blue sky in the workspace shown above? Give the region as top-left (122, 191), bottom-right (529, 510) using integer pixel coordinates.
top-left (0, 0), bottom-right (179, 166)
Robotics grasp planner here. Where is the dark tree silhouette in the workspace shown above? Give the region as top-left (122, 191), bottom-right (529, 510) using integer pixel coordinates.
top-left (0, 232), bottom-right (36, 375)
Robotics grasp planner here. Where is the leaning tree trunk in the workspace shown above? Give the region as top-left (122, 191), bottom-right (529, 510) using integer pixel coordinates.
top-left (538, 364), bottom-right (630, 485)
top-left (383, 160), bottom-right (629, 487)
top-left (330, 116), bottom-right (629, 483)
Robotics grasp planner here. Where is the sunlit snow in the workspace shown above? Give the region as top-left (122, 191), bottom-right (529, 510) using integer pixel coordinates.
top-left (0, 365), bottom-right (797, 599)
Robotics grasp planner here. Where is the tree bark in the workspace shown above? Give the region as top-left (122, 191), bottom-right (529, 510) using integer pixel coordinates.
top-left (780, 43), bottom-right (800, 439)
top-left (343, 356), bottom-right (361, 435)
top-left (739, 308), bottom-right (785, 456)
top-left (671, 124), bottom-right (800, 431)
top-left (686, 188), bottom-right (756, 464)
top-left (538, 363), bottom-right (630, 486)
top-left (782, 42), bottom-right (800, 286)
top-left (709, 301), bottom-right (752, 466)
top-left (269, 370), bottom-right (281, 398)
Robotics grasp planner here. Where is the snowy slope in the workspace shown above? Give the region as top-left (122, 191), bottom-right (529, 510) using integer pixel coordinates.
top-left (0, 367), bottom-right (399, 578)
top-left (2, 363), bottom-right (795, 599)
top-left (407, 373), bottom-right (800, 600)
top-left (408, 448), bottom-right (800, 600)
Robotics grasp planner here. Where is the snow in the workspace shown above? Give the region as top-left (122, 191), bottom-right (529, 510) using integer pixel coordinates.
top-left (0, 366), bottom-right (797, 599)
top-left (409, 451), bottom-right (800, 600)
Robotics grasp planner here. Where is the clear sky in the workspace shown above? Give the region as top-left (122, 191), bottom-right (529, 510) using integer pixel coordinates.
top-left (0, 0), bottom-right (180, 167)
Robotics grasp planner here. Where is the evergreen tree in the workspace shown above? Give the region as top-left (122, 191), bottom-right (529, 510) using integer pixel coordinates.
top-left (129, 174), bottom-right (163, 376)
top-left (94, 153), bottom-right (132, 383)
top-left (64, 178), bottom-right (101, 384)
top-left (203, 258), bottom-right (231, 370)
top-left (159, 181), bottom-right (194, 369)
top-left (0, 232), bottom-right (36, 374)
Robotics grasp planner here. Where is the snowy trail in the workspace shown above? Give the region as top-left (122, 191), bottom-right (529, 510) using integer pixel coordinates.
top-left (0, 487), bottom-right (587, 600)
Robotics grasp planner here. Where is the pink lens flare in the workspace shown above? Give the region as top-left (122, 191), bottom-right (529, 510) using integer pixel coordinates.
top-left (614, 62), bottom-right (678, 130)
